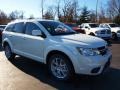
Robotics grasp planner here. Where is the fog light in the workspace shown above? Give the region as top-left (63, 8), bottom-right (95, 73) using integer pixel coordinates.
top-left (91, 67), bottom-right (101, 73)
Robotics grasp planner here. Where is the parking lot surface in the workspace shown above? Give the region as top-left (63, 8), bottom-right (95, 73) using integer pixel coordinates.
top-left (0, 41), bottom-right (120, 90)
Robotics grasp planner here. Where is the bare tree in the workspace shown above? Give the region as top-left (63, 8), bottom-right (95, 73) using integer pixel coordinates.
top-left (90, 11), bottom-right (96, 23)
top-left (99, 5), bottom-right (107, 23)
top-left (0, 10), bottom-right (8, 24)
top-left (61, 0), bottom-right (78, 22)
top-left (107, 0), bottom-right (120, 19)
top-left (107, 0), bottom-right (120, 23)
top-left (9, 10), bottom-right (24, 20)
top-left (43, 7), bottom-right (55, 20)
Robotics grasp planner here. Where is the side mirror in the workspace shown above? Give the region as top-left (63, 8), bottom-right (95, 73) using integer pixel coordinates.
top-left (85, 26), bottom-right (90, 30)
top-left (32, 30), bottom-right (42, 36)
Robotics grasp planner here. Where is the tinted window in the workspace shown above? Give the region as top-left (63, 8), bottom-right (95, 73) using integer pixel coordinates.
top-left (13, 22), bottom-right (24, 33)
top-left (109, 24), bottom-right (119, 27)
top-left (89, 24), bottom-right (99, 28)
top-left (39, 21), bottom-right (76, 35)
top-left (25, 22), bottom-right (40, 35)
top-left (5, 24), bottom-right (15, 32)
top-left (0, 26), bottom-right (6, 29)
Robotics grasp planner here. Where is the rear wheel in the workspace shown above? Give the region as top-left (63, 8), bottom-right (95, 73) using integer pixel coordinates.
top-left (89, 33), bottom-right (95, 36)
top-left (48, 54), bottom-right (74, 81)
top-left (112, 32), bottom-right (118, 40)
top-left (4, 44), bottom-right (15, 60)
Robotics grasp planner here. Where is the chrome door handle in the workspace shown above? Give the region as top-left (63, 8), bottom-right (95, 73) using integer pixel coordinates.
top-left (9, 35), bottom-right (12, 37)
top-left (23, 37), bottom-right (26, 40)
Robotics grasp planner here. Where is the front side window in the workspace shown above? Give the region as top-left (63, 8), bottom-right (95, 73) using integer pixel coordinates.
top-left (39, 21), bottom-right (76, 36)
top-left (25, 22), bottom-right (40, 35)
top-left (13, 22), bottom-right (24, 33)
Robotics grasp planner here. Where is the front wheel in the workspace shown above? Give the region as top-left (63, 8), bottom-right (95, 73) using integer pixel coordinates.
top-left (4, 44), bottom-right (15, 61)
top-left (48, 54), bottom-right (74, 81)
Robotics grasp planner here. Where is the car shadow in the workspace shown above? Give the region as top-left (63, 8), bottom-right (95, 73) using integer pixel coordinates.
top-left (9, 56), bottom-right (120, 90)
top-left (0, 43), bottom-right (3, 51)
top-left (111, 39), bottom-right (120, 44)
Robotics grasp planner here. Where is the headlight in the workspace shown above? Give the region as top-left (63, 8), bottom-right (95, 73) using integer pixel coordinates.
top-left (77, 47), bottom-right (100, 56)
top-left (117, 30), bottom-right (120, 33)
top-left (95, 31), bottom-right (100, 34)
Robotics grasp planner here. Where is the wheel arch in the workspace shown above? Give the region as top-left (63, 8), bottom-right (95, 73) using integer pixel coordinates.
top-left (46, 50), bottom-right (75, 72)
top-left (2, 39), bottom-right (13, 51)
top-left (89, 32), bottom-right (95, 36)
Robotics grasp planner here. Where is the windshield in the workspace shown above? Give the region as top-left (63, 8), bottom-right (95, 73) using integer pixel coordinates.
top-left (65, 23), bottom-right (78, 28)
top-left (89, 24), bottom-right (99, 28)
top-left (39, 21), bottom-right (76, 35)
top-left (109, 24), bottom-right (119, 27)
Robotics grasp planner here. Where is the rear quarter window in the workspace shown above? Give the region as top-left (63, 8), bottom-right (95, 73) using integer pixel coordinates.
top-left (5, 24), bottom-right (15, 32)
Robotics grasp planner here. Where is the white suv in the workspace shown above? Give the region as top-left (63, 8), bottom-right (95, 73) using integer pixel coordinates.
top-left (81, 23), bottom-right (112, 40)
top-left (100, 23), bottom-right (120, 40)
top-left (2, 19), bottom-right (112, 81)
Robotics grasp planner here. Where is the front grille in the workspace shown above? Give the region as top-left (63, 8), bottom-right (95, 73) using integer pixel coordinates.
top-left (100, 30), bottom-right (106, 34)
top-left (97, 46), bottom-right (107, 55)
top-left (100, 30), bottom-right (111, 34)
top-left (97, 46), bottom-right (105, 50)
top-left (107, 30), bottom-right (111, 34)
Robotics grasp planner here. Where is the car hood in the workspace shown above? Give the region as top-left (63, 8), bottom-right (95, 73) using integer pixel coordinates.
top-left (53, 34), bottom-right (106, 48)
top-left (111, 27), bottom-right (120, 31)
top-left (91, 27), bottom-right (108, 31)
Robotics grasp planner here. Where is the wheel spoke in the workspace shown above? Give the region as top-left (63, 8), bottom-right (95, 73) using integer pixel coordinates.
top-left (51, 57), bottom-right (68, 79)
top-left (5, 46), bottom-right (11, 58)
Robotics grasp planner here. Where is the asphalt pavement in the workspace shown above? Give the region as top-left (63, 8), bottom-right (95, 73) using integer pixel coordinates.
top-left (0, 41), bottom-right (120, 90)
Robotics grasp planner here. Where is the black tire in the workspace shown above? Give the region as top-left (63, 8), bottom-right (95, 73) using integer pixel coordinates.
top-left (4, 44), bottom-right (15, 61)
top-left (112, 32), bottom-right (118, 40)
top-left (89, 33), bottom-right (95, 36)
top-left (48, 54), bottom-right (74, 81)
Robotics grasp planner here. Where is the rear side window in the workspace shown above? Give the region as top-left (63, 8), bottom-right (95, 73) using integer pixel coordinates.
top-left (13, 22), bottom-right (24, 33)
top-left (25, 22), bottom-right (40, 35)
top-left (5, 24), bottom-right (14, 32)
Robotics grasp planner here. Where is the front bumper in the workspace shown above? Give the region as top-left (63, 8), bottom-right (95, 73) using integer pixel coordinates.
top-left (95, 34), bottom-right (112, 40)
top-left (72, 49), bottom-right (112, 75)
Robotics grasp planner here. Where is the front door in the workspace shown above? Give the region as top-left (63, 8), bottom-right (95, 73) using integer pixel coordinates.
top-left (22, 22), bottom-right (45, 62)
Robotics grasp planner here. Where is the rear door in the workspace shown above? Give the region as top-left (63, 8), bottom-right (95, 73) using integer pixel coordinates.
top-left (10, 22), bottom-right (26, 53)
top-left (3, 24), bottom-right (15, 45)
